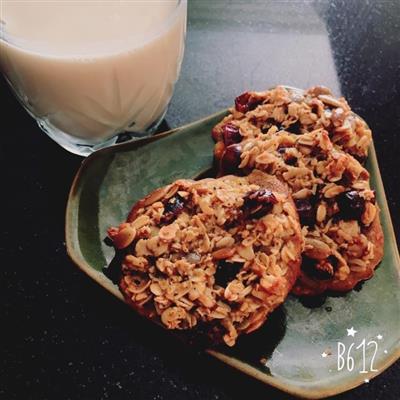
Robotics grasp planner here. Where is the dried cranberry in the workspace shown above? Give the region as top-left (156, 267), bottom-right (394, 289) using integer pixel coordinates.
top-left (261, 118), bottom-right (282, 133)
top-left (316, 153), bottom-right (328, 161)
top-left (285, 156), bottom-right (297, 166)
top-left (338, 170), bottom-right (354, 187)
top-left (301, 256), bottom-right (334, 281)
top-left (317, 262), bottom-right (334, 280)
top-left (287, 120), bottom-right (302, 135)
top-left (222, 124), bottom-right (242, 146)
top-left (243, 189), bottom-right (277, 218)
top-left (215, 261), bottom-right (243, 287)
top-left (309, 146), bottom-right (328, 162)
top-left (161, 194), bottom-right (186, 223)
top-left (234, 92), bottom-right (262, 113)
top-left (224, 215), bottom-right (243, 230)
top-left (336, 190), bottom-right (365, 221)
top-left (277, 146), bottom-right (297, 166)
top-left (220, 144), bottom-right (242, 174)
top-left (354, 154), bottom-right (367, 164)
top-left (235, 92), bottom-right (251, 113)
top-left (311, 104), bottom-right (320, 115)
top-left (277, 146), bottom-right (288, 155)
top-left (295, 198), bottom-right (316, 226)
top-left (327, 255), bottom-right (339, 269)
top-left (246, 189), bottom-right (277, 204)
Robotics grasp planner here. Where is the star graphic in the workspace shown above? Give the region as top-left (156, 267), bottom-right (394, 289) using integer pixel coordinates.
top-left (364, 378), bottom-right (370, 383)
top-left (321, 352), bottom-right (328, 358)
top-left (347, 327), bottom-right (357, 337)
top-left (377, 334), bottom-right (383, 340)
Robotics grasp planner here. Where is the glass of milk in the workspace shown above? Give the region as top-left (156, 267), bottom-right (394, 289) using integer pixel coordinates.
top-left (0, 0), bottom-right (187, 156)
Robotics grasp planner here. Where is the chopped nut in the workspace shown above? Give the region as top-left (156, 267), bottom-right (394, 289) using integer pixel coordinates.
top-left (293, 188), bottom-right (314, 199)
top-left (304, 237), bottom-right (331, 260)
top-left (316, 203), bottom-right (327, 223)
top-left (112, 226), bottom-right (137, 249)
top-left (212, 247), bottom-right (236, 260)
top-left (215, 236), bottom-right (235, 249)
top-left (150, 283), bottom-right (163, 296)
top-left (142, 186), bottom-right (171, 206)
top-left (198, 197), bottom-right (215, 215)
top-left (164, 184), bottom-right (179, 199)
top-left (361, 202), bottom-right (377, 226)
top-left (324, 184), bottom-right (345, 199)
top-left (131, 215), bottom-right (150, 229)
top-left (318, 94), bottom-right (343, 108)
top-left (236, 244), bottom-right (255, 261)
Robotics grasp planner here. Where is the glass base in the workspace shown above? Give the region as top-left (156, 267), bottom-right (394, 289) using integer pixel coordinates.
top-left (36, 109), bottom-right (168, 157)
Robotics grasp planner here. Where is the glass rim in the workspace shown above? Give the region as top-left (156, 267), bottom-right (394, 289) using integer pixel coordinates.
top-left (0, 0), bottom-right (186, 58)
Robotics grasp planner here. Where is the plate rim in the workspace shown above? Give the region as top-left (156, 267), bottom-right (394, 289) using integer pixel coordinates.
top-left (65, 106), bottom-right (400, 400)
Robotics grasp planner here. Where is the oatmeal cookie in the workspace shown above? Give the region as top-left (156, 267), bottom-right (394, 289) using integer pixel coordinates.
top-left (212, 85), bottom-right (372, 162)
top-left (293, 214), bottom-right (384, 295)
top-left (213, 115), bottom-right (383, 295)
top-left (107, 170), bottom-right (302, 346)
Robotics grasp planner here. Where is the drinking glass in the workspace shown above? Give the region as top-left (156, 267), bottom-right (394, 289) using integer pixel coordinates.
top-left (0, 0), bottom-right (187, 156)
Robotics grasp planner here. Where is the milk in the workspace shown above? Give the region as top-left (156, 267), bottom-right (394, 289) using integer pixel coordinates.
top-left (0, 0), bottom-right (186, 142)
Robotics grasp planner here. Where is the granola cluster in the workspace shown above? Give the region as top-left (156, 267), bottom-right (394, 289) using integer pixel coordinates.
top-left (212, 86), bottom-right (383, 295)
top-left (108, 171), bottom-right (302, 346)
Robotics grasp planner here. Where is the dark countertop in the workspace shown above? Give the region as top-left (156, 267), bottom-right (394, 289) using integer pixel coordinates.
top-left (1, 1), bottom-right (399, 399)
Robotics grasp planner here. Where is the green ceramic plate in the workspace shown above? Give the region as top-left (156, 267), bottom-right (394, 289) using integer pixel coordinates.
top-left (65, 108), bottom-right (400, 399)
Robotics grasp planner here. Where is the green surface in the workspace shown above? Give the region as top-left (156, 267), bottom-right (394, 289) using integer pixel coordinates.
top-left (66, 110), bottom-right (400, 399)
